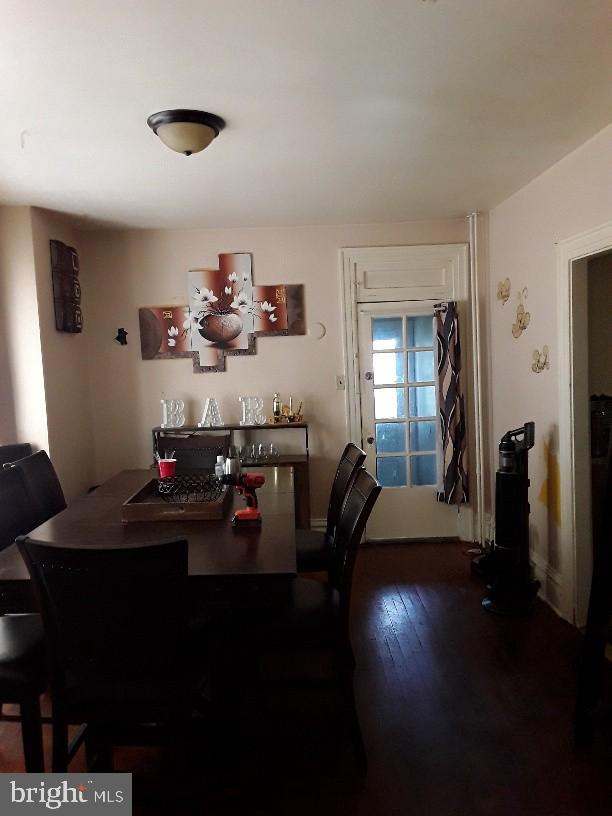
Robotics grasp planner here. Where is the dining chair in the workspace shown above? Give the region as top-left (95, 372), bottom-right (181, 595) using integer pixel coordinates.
top-left (0, 443), bottom-right (32, 468)
top-left (0, 614), bottom-right (47, 771)
top-left (0, 466), bottom-right (47, 771)
top-left (0, 466), bottom-right (39, 551)
top-left (296, 442), bottom-right (366, 573)
top-left (17, 537), bottom-right (196, 772)
top-left (263, 467), bottom-right (381, 772)
top-left (155, 431), bottom-right (231, 472)
top-left (8, 451), bottom-right (66, 528)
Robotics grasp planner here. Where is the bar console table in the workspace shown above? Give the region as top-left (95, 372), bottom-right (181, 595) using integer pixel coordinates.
top-left (152, 423), bottom-right (310, 529)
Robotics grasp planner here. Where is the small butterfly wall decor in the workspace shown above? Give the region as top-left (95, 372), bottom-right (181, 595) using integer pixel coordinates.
top-left (512, 287), bottom-right (530, 339)
top-left (496, 278), bottom-right (511, 305)
top-left (532, 345), bottom-right (550, 374)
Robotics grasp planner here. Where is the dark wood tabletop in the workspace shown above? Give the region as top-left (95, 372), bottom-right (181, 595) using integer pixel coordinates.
top-left (0, 468), bottom-right (296, 588)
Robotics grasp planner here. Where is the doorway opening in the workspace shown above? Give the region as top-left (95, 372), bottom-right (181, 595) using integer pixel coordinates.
top-left (587, 253), bottom-right (612, 578)
top-left (571, 249), bottom-right (612, 625)
top-left (557, 223), bottom-right (612, 625)
top-left (339, 241), bottom-right (480, 543)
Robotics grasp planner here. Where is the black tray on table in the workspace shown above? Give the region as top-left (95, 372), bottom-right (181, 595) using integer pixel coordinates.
top-left (121, 473), bottom-right (232, 523)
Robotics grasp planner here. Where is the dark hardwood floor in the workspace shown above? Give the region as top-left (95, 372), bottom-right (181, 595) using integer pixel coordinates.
top-left (2, 542), bottom-right (611, 815)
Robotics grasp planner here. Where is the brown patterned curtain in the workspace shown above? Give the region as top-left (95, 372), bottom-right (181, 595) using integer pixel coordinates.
top-left (435, 302), bottom-right (469, 504)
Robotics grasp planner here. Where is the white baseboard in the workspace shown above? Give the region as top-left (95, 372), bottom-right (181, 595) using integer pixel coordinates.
top-left (530, 551), bottom-right (562, 587)
top-left (457, 507), bottom-right (494, 545)
top-left (530, 551), bottom-right (566, 621)
top-left (457, 506), bottom-right (474, 543)
top-left (310, 517), bottom-right (326, 531)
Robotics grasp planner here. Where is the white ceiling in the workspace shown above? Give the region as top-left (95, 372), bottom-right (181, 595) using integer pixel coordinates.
top-left (1, 0), bottom-right (612, 229)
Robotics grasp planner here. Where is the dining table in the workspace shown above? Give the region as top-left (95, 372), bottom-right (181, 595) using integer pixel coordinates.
top-left (0, 466), bottom-right (297, 615)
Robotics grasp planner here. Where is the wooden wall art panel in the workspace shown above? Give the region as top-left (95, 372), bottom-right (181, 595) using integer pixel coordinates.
top-left (138, 306), bottom-right (192, 359)
top-left (50, 239), bottom-right (82, 333)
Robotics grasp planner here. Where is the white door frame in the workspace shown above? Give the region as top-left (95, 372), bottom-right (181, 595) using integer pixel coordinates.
top-left (339, 247), bottom-right (363, 446)
top-left (339, 240), bottom-right (483, 542)
top-left (556, 220), bottom-right (612, 624)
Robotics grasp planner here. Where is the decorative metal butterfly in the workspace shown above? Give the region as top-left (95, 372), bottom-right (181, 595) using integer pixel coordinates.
top-left (512, 287), bottom-right (530, 338)
top-left (496, 278), bottom-right (511, 305)
top-left (532, 345), bottom-right (550, 374)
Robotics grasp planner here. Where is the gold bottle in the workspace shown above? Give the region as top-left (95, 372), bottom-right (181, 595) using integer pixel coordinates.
top-left (272, 393), bottom-right (282, 423)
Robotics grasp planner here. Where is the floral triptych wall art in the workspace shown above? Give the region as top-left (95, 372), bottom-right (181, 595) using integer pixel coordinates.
top-left (138, 252), bottom-right (305, 373)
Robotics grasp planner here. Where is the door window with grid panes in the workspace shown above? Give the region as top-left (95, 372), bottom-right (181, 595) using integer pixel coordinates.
top-left (371, 314), bottom-right (438, 488)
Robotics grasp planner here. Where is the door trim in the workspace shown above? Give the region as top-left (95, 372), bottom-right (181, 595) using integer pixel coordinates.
top-left (339, 247), bottom-right (363, 445)
top-left (339, 241), bottom-right (482, 542)
top-left (556, 220), bottom-right (612, 625)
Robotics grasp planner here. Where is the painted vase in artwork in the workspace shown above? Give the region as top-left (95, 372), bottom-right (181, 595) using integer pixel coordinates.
top-left (198, 312), bottom-right (243, 344)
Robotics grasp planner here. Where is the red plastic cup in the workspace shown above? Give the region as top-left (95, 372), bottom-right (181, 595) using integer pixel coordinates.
top-left (158, 459), bottom-right (177, 479)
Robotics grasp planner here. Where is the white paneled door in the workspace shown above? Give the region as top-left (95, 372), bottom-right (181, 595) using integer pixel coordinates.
top-left (358, 303), bottom-right (459, 540)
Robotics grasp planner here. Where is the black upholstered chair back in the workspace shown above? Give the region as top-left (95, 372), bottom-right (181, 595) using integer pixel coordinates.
top-left (17, 539), bottom-right (188, 706)
top-left (326, 443), bottom-right (366, 537)
top-left (0, 466), bottom-right (37, 550)
top-left (0, 443), bottom-right (32, 467)
top-left (8, 451), bottom-right (66, 527)
top-left (329, 468), bottom-right (381, 641)
top-left (155, 432), bottom-right (231, 473)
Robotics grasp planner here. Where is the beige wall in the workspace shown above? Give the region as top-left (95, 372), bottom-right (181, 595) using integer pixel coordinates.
top-left (0, 209), bottom-right (18, 443)
top-left (30, 208), bottom-right (96, 500)
top-left (79, 218), bottom-right (468, 518)
top-left (489, 123), bottom-right (612, 615)
top-left (587, 253), bottom-right (612, 395)
top-left (0, 206), bottom-right (95, 500)
top-left (0, 206), bottom-right (48, 452)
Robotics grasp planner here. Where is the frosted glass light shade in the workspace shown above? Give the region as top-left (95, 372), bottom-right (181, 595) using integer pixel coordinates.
top-left (147, 110), bottom-right (225, 156)
top-left (155, 122), bottom-right (217, 155)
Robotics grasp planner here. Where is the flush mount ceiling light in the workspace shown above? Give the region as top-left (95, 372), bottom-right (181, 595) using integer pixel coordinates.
top-left (147, 109), bottom-right (226, 156)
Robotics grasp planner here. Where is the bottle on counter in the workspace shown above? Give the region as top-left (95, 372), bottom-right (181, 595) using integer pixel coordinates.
top-left (214, 454), bottom-right (225, 478)
top-left (272, 393), bottom-right (282, 423)
top-left (224, 449), bottom-right (241, 477)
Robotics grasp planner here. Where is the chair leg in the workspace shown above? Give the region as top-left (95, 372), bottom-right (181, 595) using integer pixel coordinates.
top-left (84, 724), bottom-right (113, 771)
top-left (20, 697), bottom-right (44, 772)
top-left (338, 667), bottom-right (367, 775)
top-left (85, 727), bottom-right (96, 769)
top-left (95, 739), bottom-right (114, 772)
top-left (344, 641), bottom-right (357, 671)
top-left (52, 716), bottom-right (69, 772)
